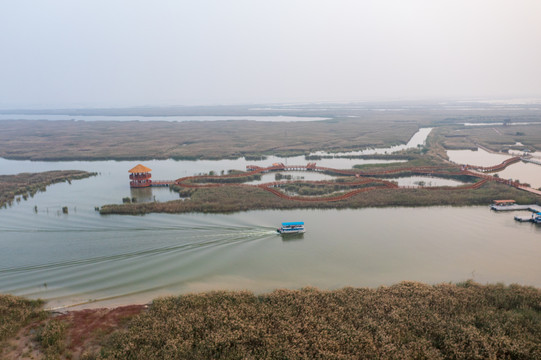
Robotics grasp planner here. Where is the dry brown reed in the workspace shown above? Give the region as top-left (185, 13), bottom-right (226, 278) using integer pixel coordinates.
top-left (97, 282), bottom-right (541, 359)
top-left (100, 181), bottom-right (540, 215)
top-left (0, 119), bottom-right (419, 161)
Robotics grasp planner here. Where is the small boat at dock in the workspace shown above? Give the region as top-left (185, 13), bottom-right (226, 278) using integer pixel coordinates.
top-left (277, 221), bottom-right (305, 234)
top-left (514, 212), bottom-right (541, 223)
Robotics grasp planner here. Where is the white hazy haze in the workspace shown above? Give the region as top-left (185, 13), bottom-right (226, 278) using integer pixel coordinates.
top-left (1, 0), bottom-right (540, 108)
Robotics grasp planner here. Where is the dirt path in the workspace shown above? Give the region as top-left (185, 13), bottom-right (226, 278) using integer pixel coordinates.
top-left (2, 304), bottom-right (147, 360)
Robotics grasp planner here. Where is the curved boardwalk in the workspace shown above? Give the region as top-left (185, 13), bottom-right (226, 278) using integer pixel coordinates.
top-left (463, 156), bottom-right (521, 172)
top-left (172, 161), bottom-right (511, 202)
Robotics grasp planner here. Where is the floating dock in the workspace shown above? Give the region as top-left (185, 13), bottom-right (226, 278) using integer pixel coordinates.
top-left (490, 204), bottom-right (541, 212)
top-left (514, 215), bottom-right (536, 223)
top-left (489, 201), bottom-right (541, 224)
top-left (521, 157), bottom-right (541, 166)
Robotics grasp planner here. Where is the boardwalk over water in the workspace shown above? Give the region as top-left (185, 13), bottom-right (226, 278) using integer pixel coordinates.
top-left (151, 180), bottom-right (173, 187)
top-left (171, 161), bottom-right (529, 202)
top-left (464, 156), bottom-right (521, 173)
top-left (142, 155), bottom-right (541, 202)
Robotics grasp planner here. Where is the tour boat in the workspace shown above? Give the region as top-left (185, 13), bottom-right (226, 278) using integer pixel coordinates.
top-left (277, 221), bottom-right (305, 234)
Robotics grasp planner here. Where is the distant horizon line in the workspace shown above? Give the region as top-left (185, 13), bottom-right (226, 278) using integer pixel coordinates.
top-left (2, 96), bottom-right (541, 112)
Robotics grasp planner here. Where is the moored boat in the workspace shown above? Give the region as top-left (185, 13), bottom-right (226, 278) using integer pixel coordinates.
top-left (277, 221), bottom-right (305, 234)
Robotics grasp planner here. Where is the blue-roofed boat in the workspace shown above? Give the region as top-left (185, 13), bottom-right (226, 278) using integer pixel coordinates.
top-left (277, 221), bottom-right (305, 234)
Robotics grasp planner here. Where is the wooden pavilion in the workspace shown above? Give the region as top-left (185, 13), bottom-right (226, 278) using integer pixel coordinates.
top-left (129, 164), bottom-right (152, 188)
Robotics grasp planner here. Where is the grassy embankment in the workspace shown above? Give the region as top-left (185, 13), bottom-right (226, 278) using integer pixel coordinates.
top-left (2, 282), bottom-right (541, 359)
top-left (0, 170), bottom-right (97, 209)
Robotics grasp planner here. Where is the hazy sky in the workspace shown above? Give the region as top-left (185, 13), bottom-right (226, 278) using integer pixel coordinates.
top-left (1, 0), bottom-right (540, 108)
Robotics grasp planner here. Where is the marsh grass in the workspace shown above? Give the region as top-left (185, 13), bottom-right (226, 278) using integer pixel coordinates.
top-left (3, 283), bottom-right (540, 359)
top-left (190, 173), bottom-right (262, 184)
top-left (0, 171), bottom-right (96, 208)
top-left (280, 181), bottom-right (388, 196)
top-left (100, 180), bottom-right (540, 215)
top-left (97, 282), bottom-right (541, 359)
top-left (0, 119), bottom-right (419, 161)
top-left (436, 124), bottom-right (541, 152)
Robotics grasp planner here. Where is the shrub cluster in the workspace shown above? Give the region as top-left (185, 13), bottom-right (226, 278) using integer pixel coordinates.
top-left (36, 319), bottom-right (67, 358)
top-left (0, 294), bottom-right (44, 342)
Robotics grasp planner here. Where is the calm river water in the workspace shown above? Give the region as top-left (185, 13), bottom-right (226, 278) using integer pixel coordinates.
top-left (1, 128), bottom-right (541, 309)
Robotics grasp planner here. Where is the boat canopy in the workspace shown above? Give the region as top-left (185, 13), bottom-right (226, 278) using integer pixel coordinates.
top-left (282, 221), bottom-right (304, 226)
top-left (492, 199), bottom-right (516, 206)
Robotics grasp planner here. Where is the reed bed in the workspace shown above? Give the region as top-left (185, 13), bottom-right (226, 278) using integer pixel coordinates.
top-left (280, 181), bottom-right (389, 196)
top-left (100, 180), bottom-right (540, 215)
top-left (2, 284), bottom-right (540, 359)
top-left (0, 170), bottom-right (96, 208)
top-left (435, 124), bottom-right (541, 153)
top-left (0, 119), bottom-right (419, 161)
top-left (97, 282), bottom-right (541, 359)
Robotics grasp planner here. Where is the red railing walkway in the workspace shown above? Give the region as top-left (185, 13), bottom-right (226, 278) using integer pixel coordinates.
top-left (170, 161), bottom-right (514, 202)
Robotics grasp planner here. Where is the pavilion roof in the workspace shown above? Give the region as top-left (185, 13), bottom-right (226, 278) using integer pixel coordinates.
top-left (129, 164), bottom-right (152, 173)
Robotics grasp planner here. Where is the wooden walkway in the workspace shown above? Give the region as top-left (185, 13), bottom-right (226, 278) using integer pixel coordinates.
top-left (463, 156), bottom-right (521, 173)
top-left (118, 152), bottom-right (539, 203)
top-left (151, 180), bottom-right (173, 187)
top-left (170, 160), bottom-right (521, 202)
